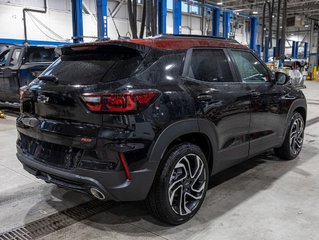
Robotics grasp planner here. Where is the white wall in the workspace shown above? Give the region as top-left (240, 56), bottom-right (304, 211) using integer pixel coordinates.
top-left (0, 0), bottom-right (310, 61)
top-left (0, 0), bottom-right (200, 43)
top-left (0, 0), bottom-right (246, 44)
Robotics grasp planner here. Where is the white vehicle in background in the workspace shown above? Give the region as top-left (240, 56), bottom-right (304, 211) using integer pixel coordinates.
top-left (268, 56), bottom-right (308, 70)
top-left (267, 56), bottom-right (307, 88)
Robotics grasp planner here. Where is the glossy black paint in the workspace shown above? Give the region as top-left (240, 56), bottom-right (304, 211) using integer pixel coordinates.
top-left (16, 38), bottom-right (307, 201)
top-left (0, 45), bottom-right (57, 106)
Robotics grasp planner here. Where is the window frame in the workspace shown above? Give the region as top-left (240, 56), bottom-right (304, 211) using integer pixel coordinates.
top-left (9, 48), bottom-right (23, 67)
top-left (182, 47), bottom-right (240, 83)
top-left (228, 49), bottom-right (273, 84)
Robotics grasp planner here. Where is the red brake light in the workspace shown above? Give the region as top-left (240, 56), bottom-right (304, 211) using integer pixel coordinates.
top-left (81, 95), bottom-right (102, 111)
top-left (81, 90), bottom-right (159, 113)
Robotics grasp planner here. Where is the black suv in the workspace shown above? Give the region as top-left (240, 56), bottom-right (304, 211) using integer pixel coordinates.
top-left (0, 44), bottom-right (57, 107)
top-left (17, 35), bottom-right (307, 225)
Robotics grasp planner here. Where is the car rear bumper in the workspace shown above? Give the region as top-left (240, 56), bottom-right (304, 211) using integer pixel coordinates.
top-left (16, 146), bottom-right (157, 201)
top-left (15, 114), bottom-right (159, 201)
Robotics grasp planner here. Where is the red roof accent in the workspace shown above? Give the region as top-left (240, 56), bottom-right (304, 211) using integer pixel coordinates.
top-left (67, 38), bottom-right (248, 51)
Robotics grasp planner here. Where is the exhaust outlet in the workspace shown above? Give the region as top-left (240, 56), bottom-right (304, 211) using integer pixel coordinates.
top-left (90, 187), bottom-right (106, 200)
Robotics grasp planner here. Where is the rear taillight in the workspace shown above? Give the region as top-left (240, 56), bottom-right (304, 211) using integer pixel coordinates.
top-left (81, 90), bottom-right (160, 113)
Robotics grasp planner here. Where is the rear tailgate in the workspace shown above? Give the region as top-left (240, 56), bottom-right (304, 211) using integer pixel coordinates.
top-left (21, 83), bottom-right (102, 125)
top-left (20, 44), bottom-right (144, 124)
top-left (17, 44), bottom-right (146, 169)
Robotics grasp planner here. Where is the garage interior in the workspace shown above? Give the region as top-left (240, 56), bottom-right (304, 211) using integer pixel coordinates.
top-left (1, 0), bottom-right (319, 239)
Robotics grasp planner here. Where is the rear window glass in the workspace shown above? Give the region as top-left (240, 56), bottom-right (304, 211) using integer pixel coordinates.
top-left (26, 47), bottom-right (57, 62)
top-left (41, 45), bottom-right (142, 85)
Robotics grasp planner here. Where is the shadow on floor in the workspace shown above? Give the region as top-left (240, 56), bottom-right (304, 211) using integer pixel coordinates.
top-left (22, 144), bottom-right (318, 237)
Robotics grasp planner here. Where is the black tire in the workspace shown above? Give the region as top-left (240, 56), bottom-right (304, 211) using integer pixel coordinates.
top-left (145, 143), bottom-right (209, 225)
top-left (275, 112), bottom-right (305, 160)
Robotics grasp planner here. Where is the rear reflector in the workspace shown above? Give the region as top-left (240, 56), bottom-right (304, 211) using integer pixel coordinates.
top-left (81, 90), bottom-right (159, 113)
top-left (119, 152), bottom-right (132, 180)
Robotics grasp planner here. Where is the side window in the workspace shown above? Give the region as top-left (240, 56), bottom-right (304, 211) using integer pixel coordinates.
top-left (231, 50), bottom-right (269, 83)
top-left (0, 50), bottom-right (10, 66)
top-left (9, 49), bottom-right (22, 66)
top-left (137, 53), bottom-right (184, 83)
top-left (26, 47), bottom-right (57, 63)
top-left (188, 49), bottom-right (234, 82)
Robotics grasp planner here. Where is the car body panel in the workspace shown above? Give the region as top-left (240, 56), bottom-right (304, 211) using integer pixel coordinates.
top-left (16, 36), bottom-right (307, 201)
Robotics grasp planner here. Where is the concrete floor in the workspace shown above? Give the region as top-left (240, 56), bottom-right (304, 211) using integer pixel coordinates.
top-left (1, 81), bottom-right (319, 240)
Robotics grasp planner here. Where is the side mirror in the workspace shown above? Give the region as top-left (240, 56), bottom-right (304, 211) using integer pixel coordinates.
top-left (274, 72), bottom-right (290, 85)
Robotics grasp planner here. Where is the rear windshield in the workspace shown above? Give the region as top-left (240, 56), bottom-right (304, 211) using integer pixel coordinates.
top-left (41, 45), bottom-right (142, 85)
top-left (26, 47), bottom-right (57, 62)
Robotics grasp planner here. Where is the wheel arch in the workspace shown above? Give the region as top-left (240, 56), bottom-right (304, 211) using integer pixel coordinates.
top-left (294, 106), bottom-right (306, 123)
top-left (282, 99), bottom-right (307, 141)
top-left (287, 99), bottom-right (307, 123)
top-left (148, 119), bottom-right (218, 175)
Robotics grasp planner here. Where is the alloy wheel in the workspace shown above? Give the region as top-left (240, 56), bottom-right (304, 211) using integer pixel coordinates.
top-left (168, 153), bottom-right (207, 216)
top-left (290, 116), bottom-right (304, 155)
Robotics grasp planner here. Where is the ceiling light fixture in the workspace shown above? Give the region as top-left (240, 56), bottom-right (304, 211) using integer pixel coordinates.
top-left (252, 11), bottom-right (258, 14)
top-left (217, 2), bottom-right (223, 5)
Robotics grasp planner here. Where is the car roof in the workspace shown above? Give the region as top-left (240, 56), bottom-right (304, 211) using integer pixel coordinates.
top-left (65, 34), bottom-right (249, 51)
top-left (2, 45), bottom-right (56, 49)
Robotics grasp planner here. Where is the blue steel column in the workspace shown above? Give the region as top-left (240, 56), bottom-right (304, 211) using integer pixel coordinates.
top-left (295, 41), bottom-right (299, 58)
top-left (158, 0), bottom-right (167, 34)
top-left (264, 37), bottom-right (269, 62)
top-left (256, 44), bottom-right (261, 57)
top-left (273, 47), bottom-right (276, 59)
top-left (96, 0), bottom-right (108, 40)
top-left (223, 11), bottom-right (231, 38)
top-left (292, 41), bottom-right (296, 57)
top-left (304, 42), bottom-right (308, 59)
top-left (71, 0), bottom-right (83, 43)
top-left (173, 0), bottom-right (182, 34)
top-left (278, 39), bottom-right (283, 67)
top-left (212, 7), bottom-right (220, 37)
top-left (249, 17), bottom-right (258, 51)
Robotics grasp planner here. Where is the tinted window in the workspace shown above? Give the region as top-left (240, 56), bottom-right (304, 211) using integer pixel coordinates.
top-left (10, 48), bottom-right (22, 66)
top-left (26, 47), bottom-right (57, 62)
top-left (0, 50), bottom-right (10, 66)
top-left (231, 50), bottom-right (269, 83)
top-left (137, 53), bottom-right (184, 83)
top-left (41, 45), bottom-right (142, 85)
top-left (188, 49), bottom-right (234, 82)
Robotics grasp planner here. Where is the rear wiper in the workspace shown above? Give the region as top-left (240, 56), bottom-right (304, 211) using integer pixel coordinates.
top-left (38, 75), bottom-right (59, 83)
